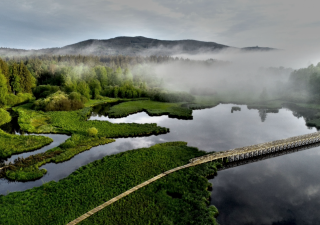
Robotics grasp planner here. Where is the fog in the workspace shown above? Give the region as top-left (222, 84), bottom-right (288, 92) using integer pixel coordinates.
top-left (131, 47), bottom-right (320, 102)
top-left (2, 43), bottom-right (319, 103)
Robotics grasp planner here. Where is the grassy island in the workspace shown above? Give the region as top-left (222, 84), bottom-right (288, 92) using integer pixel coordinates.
top-left (107, 100), bottom-right (193, 119)
top-left (0, 129), bottom-right (53, 159)
top-left (0, 109), bottom-right (53, 159)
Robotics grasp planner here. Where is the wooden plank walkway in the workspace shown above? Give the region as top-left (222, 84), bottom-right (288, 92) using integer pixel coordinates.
top-left (65, 131), bottom-right (320, 224)
top-left (67, 163), bottom-right (194, 225)
top-left (218, 141), bottom-right (320, 171)
top-left (190, 131), bottom-right (320, 165)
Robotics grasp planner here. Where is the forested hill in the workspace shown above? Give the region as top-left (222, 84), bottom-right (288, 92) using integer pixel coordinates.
top-left (0, 36), bottom-right (275, 57)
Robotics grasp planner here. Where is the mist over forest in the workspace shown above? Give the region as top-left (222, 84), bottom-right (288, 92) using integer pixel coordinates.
top-left (1, 46), bottom-right (320, 113)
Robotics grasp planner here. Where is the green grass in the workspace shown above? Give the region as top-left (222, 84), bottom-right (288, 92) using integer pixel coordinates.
top-left (0, 142), bottom-right (219, 225)
top-left (192, 94), bottom-right (286, 111)
top-left (0, 109), bottom-right (11, 126)
top-left (4, 102), bottom-right (169, 181)
top-left (0, 129), bottom-right (53, 159)
top-left (107, 100), bottom-right (193, 119)
top-left (84, 97), bottom-right (120, 107)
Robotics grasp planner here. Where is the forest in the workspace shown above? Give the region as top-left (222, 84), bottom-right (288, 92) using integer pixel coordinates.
top-left (0, 55), bottom-right (197, 112)
top-left (1, 54), bottom-right (320, 111)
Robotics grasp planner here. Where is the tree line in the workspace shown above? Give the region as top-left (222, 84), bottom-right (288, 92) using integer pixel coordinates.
top-left (288, 62), bottom-right (320, 102)
top-left (0, 58), bottom-right (35, 107)
top-left (0, 55), bottom-right (195, 111)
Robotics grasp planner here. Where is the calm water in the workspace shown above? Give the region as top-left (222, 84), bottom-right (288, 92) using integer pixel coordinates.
top-left (1, 104), bottom-right (320, 225)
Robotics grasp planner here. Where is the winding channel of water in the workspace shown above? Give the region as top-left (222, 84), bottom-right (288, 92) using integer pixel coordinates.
top-left (1, 104), bottom-right (320, 224)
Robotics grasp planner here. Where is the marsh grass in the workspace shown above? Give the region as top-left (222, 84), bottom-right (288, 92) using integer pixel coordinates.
top-left (0, 129), bottom-right (53, 159)
top-left (0, 142), bottom-right (220, 225)
top-left (5, 101), bottom-right (169, 181)
top-left (107, 100), bottom-right (193, 119)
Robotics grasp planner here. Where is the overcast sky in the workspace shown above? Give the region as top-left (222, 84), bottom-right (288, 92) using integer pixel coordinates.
top-left (1, 0), bottom-right (320, 50)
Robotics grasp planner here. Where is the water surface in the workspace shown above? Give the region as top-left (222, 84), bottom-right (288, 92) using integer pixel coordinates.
top-left (1, 104), bottom-right (320, 225)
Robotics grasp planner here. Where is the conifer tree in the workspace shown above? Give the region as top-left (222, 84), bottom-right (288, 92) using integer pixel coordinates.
top-left (94, 66), bottom-right (108, 88)
top-left (19, 62), bottom-right (35, 93)
top-left (0, 70), bottom-right (8, 106)
top-left (0, 58), bottom-right (11, 93)
top-left (11, 73), bottom-right (21, 94)
top-left (124, 68), bottom-right (133, 82)
top-left (77, 81), bottom-right (91, 99)
top-left (10, 63), bottom-right (19, 93)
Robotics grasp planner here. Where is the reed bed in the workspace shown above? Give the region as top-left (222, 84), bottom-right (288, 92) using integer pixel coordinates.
top-left (0, 142), bottom-right (220, 225)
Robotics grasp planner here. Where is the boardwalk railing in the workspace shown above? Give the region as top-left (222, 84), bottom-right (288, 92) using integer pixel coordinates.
top-left (189, 131), bottom-right (320, 165)
top-left (218, 141), bottom-right (320, 171)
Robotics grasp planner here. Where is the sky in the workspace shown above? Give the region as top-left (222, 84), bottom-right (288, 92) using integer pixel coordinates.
top-left (1, 0), bottom-right (320, 51)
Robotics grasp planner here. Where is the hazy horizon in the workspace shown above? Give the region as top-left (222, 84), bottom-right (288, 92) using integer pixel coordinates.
top-left (1, 1), bottom-right (320, 50)
top-left (1, 1), bottom-right (320, 68)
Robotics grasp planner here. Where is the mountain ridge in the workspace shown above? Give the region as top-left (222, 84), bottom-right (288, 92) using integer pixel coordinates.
top-left (0, 36), bottom-right (276, 56)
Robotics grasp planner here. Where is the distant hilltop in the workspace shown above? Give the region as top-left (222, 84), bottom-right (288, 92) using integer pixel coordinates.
top-left (0, 36), bottom-right (276, 57)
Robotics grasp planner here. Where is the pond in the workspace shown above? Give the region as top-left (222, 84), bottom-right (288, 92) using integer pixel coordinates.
top-left (1, 103), bottom-right (320, 225)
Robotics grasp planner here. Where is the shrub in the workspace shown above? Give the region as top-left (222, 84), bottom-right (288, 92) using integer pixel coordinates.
top-left (0, 108), bottom-right (11, 126)
top-left (87, 127), bottom-right (98, 136)
top-left (5, 93), bottom-right (33, 106)
top-left (80, 96), bottom-right (88, 104)
top-left (68, 92), bottom-right (82, 101)
top-left (33, 91), bottom-right (84, 111)
top-left (33, 85), bottom-right (60, 99)
top-left (60, 139), bottom-right (76, 149)
top-left (69, 92), bottom-right (88, 104)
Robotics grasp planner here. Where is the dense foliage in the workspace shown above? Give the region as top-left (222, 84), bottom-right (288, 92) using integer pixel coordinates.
top-left (0, 59), bottom-right (35, 107)
top-left (0, 55), bottom-right (196, 110)
top-left (0, 142), bottom-right (219, 225)
top-left (33, 91), bottom-right (85, 111)
top-left (0, 108), bottom-right (11, 126)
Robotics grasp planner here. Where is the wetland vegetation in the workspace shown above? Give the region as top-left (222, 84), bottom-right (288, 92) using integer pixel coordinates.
top-left (1, 54), bottom-right (320, 224)
top-left (0, 142), bottom-right (220, 225)
top-left (107, 100), bottom-right (193, 119)
top-left (1, 101), bottom-right (169, 181)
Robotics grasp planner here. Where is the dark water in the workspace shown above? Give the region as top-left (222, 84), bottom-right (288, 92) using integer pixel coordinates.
top-left (3, 134), bottom-right (70, 163)
top-left (0, 114), bottom-right (22, 135)
top-left (90, 104), bottom-right (320, 225)
top-left (1, 104), bottom-right (320, 225)
top-left (0, 116), bottom-right (70, 194)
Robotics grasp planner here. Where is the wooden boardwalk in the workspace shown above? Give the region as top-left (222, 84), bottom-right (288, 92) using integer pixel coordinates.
top-left (190, 131), bottom-right (320, 165)
top-left (67, 163), bottom-right (194, 225)
top-left (64, 131), bottom-right (320, 224)
top-left (218, 141), bottom-right (320, 171)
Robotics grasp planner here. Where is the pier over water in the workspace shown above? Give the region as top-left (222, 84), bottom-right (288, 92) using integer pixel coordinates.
top-left (190, 132), bottom-right (320, 165)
